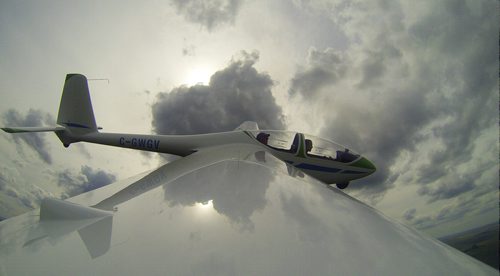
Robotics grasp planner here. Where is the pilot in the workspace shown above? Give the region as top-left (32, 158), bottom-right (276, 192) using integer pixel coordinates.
top-left (256, 132), bottom-right (270, 145)
top-left (305, 139), bottom-right (313, 153)
top-left (336, 148), bottom-right (350, 162)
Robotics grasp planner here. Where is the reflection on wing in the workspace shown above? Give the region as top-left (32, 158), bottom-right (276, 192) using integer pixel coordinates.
top-left (163, 159), bottom-right (273, 230)
top-left (93, 144), bottom-right (279, 212)
top-left (0, 143), bottom-right (496, 275)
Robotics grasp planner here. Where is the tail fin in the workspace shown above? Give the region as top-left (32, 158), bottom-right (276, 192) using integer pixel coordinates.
top-left (57, 74), bottom-right (98, 134)
top-left (1, 74), bottom-right (98, 147)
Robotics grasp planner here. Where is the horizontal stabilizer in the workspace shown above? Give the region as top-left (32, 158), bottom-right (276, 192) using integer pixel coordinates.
top-left (1, 126), bottom-right (64, 133)
top-left (40, 198), bottom-right (112, 221)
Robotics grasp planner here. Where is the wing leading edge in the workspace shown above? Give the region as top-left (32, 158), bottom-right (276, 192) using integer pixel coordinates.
top-left (0, 143), bottom-right (496, 275)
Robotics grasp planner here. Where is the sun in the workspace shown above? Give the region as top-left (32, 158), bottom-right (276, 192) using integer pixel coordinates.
top-left (183, 65), bottom-right (213, 86)
top-left (195, 200), bottom-right (214, 212)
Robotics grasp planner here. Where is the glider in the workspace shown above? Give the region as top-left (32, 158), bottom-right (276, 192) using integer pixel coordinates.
top-left (2, 74), bottom-right (374, 189)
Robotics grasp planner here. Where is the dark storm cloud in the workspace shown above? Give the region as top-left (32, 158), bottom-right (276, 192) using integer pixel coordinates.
top-left (58, 166), bottom-right (116, 198)
top-left (289, 0), bottom-right (498, 204)
top-left (289, 48), bottom-right (346, 98)
top-left (170, 0), bottom-right (244, 31)
top-left (320, 85), bottom-right (436, 201)
top-left (357, 45), bottom-right (402, 89)
top-left (407, 0), bottom-right (498, 186)
top-left (152, 51), bottom-right (285, 135)
top-left (2, 109), bottom-right (55, 164)
top-left (417, 91), bottom-right (497, 186)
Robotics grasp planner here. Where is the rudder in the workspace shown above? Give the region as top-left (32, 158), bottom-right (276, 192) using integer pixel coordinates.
top-left (57, 74), bottom-right (98, 134)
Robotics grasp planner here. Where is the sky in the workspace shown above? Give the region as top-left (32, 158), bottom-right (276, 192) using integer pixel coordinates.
top-left (0, 0), bottom-right (498, 238)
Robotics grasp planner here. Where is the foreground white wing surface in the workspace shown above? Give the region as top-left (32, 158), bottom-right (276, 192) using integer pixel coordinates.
top-left (0, 144), bottom-right (496, 275)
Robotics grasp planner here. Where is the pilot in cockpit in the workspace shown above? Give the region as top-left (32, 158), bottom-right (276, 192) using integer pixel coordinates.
top-left (336, 148), bottom-right (356, 162)
top-left (256, 132), bottom-right (270, 145)
top-left (305, 139), bottom-right (313, 153)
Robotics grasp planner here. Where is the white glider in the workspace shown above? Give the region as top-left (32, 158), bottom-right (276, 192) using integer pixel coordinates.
top-left (3, 74), bottom-right (375, 189)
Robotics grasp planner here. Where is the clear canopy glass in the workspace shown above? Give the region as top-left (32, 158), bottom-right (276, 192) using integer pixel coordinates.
top-left (249, 130), bottom-right (360, 163)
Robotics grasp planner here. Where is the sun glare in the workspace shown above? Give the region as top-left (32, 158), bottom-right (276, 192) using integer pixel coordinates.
top-left (196, 200), bottom-right (213, 210)
top-left (183, 66), bottom-right (213, 86)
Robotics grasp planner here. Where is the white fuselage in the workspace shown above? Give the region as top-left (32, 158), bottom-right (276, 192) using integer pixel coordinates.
top-left (59, 128), bottom-right (375, 185)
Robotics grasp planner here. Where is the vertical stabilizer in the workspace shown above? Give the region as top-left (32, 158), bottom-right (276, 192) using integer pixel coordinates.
top-left (57, 74), bottom-right (97, 134)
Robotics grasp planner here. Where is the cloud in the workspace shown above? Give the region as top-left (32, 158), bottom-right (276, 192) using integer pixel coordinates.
top-left (2, 109), bottom-right (55, 164)
top-left (408, 197), bottom-right (480, 231)
top-left (75, 143), bottom-right (92, 159)
top-left (2, 184), bottom-right (52, 211)
top-left (401, 161), bottom-right (497, 233)
top-left (58, 166), bottom-right (116, 198)
top-left (288, 0), bottom-right (498, 204)
top-left (289, 47), bottom-right (347, 98)
top-left (152, 51), bottom-right (285, 135)
top-left (182, 45), bottom-right (196, 56)
top-left (417, 175), bottom-right (476, 203)
top-left (0, 172), bottom-right (6, 191)
top-left (170, 0), bottom-right (244, 31)
top-left (19, 185), bottom-right (50, 209)
top-left (403, 208), bottom-right (416, 221)
top-left (182, 39), bottom-right (196, 56)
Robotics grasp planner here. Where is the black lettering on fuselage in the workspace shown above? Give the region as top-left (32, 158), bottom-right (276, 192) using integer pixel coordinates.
top-left (138, 138), bottom-right (146, 148)
top-left (120, 137), bottom-right (160, 151)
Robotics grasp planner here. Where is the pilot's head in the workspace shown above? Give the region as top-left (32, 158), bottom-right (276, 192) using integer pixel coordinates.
top-left (256, 133), bottom-right (270, 145)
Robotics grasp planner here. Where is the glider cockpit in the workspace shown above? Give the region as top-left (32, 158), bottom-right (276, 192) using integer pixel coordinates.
top-left (248, 130), bottom-right (375, 189)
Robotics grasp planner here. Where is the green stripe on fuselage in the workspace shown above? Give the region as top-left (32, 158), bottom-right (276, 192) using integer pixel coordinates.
top-left (351, 157), bottom-right (376, 170)
top-left (296, 133), bottom-right (307, 158)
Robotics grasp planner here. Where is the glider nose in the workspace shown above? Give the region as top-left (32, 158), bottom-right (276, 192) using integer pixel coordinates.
top-left (353, 156), bottom-right (376, 175)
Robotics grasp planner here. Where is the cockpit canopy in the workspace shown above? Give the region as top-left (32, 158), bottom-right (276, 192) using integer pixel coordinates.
top-left (249, 130), bottom-right (360, 163)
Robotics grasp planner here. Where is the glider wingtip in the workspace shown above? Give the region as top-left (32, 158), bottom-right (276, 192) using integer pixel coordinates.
top-left (1, 127), bottom-right (15, 133)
